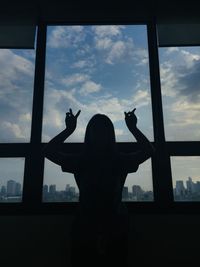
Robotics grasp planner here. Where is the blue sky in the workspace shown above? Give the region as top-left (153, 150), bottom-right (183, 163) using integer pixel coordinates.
top-left (1, 25), bottom-right (200, 196)
top-left (42, 25), bottom-right (153, 143)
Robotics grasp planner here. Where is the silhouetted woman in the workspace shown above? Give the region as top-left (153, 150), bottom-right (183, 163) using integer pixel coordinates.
top-left (44, 108), bottom-right (154, 267)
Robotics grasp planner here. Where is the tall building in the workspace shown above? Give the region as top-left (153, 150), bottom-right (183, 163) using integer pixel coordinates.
top-left (186, 177), bottom-right (194, 194)
top-left (175, 181), bottom-right (185, 196)
top-left (43, 184), bottom-right (48, 194)
top-left (7, 180), bottom-right (16, 196)
top-left (15, 182), bottom-right (21, 196)
top-left (122, 186), bottom-right (129, 200)
top-left (49, 184), bottom-right (56, 194)
top-left (132, 185), bottom-right (143, 200)
top-left (0, 185), bottom-right (6, 196)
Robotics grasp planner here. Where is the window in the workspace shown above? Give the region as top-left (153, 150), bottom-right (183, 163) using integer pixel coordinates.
top-left (43, 158), bottom-right (79, 202)
top-left (159, 46), bottom-right (200, 141)
top-left (171, 157), bottom-right (200, 201)
top-left (2, 20), bottom-right (200, 212)
top-left (43, 25), bottom-right (153, 142)
top-left (41, 25), bottom-right (154, 202)
top-left (124, 159), bottom-right (153, 201)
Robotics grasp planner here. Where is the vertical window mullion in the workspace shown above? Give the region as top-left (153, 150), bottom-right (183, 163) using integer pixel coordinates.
top-left (147, 20), bottom-right (174, 205)
top-left (23, 23), bottom-right (47, 206)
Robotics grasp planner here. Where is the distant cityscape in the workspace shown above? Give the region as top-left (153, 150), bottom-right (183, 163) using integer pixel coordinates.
top-left (174, 177), bottom-right (200, 201)
top-left (0, 179), bottom-right (153, 202)
top-left (1, 176), bottom-right (200, 202)
top-left (42, 184), bottom-right (154, 202)
top-left (0, 180), bottom-right (22, 202)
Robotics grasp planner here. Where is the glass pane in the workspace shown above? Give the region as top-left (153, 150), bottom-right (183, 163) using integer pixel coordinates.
top-left (0, 38), bottom-right (36, 142)
top-left (43, 158), bottom-right (153, 202)
top-left (43, 25), bottom-right (153, 142)
top-left (43, 159), bottom-right (79, 202)
top-left (0, 158), bottom-right (25, 202)
top-left (124, 158), bottom-right (153, 201)
top-left (159, 46), bottom-right (200, 140)
top-left (171, 156), bottom-right (200, 201)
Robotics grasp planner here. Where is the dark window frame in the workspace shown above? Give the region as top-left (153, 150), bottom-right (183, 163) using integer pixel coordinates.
top-left (0, 20), bottom-right (200, 214)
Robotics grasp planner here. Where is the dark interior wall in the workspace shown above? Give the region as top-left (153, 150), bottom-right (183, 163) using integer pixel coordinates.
top-left (0, 214), bottom-right (199, 267)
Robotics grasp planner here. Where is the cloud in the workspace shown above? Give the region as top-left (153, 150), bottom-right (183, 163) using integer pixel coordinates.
top-left (48, 26), bottom-right (85, 48)
top-left (92, 25), bottom-right (124, 38)
top-left (132, 89), bottom-right (150, 108)
top-left (71, 60), bottom-right (88, 69)
top-left (106, 41), bottom-right (127, 64)
top-left (95, 37), bottom-right (113, 50)
top-left (79, 81), bottom-right (102, 95)
top-left (0, 49), bottom-right (35, 142)
top-left (61, 73), bottom-right (89, 86)
top-left (1, 121), bottom-right (25, 139)
top-left (159, 47), bottom-right (200, 139)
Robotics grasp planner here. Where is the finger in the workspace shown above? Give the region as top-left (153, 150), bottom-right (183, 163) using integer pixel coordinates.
top-left (131, 108), bottom-right (136, 113)
top-left (75, 110), bottom-right (81, 118)
top-left (69, 108), bottom-right (73, 115)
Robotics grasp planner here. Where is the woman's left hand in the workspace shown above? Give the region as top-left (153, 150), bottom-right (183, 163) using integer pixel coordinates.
top-left (65, 108), bottom-right (81, 133)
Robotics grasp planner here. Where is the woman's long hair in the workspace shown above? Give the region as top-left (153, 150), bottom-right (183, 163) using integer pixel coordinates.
top-left (84, 114), bottom-right (116, 155)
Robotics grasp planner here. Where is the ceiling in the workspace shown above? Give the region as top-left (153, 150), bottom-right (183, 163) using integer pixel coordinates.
top-left (0, 0), bottom-right (200, 24)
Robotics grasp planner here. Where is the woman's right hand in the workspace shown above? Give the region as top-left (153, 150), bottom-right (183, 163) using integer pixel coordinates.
top-left (65, 108), bottom-right (81, 133)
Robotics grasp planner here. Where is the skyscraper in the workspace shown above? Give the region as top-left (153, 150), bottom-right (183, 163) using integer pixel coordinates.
top-left (186, 177), bottom-right (194, 194)
top-left (132, 185), bottom-right (143, 200)
top-left (175, 180), bottom-right (185, 196)
top-left (7, 180), bottom-right (16, 196)
top-left (122, 186), bottom-right (129, 200)
top-left (49, 184), bottom-right (56, 194)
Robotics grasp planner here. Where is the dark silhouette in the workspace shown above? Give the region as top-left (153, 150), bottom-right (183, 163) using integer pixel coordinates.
top-left (44, 108), bottom-right (154, 267)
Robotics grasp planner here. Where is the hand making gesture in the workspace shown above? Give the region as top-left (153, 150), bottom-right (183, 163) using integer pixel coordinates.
top-left (124, 108), bottom-right (137, 132)
top-left (65, 108), bottom-right (81, 133)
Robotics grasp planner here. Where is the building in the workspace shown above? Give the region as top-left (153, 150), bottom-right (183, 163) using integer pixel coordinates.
top-left (122, 186), bottom-right (129, 200)
top-left (43, 184), bottom-right (48, 195)
top-left (175, 181), bottom-right (185, 197)
top-left (49, 184), bottom-right (56, 194)
top-left (132, 185), bottom-right (144, 200)
top-left (186, 177), bottom-right (194, 194)
top-left (7, 180), bottom-right (17, 196)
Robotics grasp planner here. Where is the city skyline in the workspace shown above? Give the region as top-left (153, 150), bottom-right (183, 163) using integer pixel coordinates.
top-left (1, 175), bottom-right (200, 202)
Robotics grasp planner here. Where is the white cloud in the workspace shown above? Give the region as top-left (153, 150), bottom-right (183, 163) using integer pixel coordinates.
top-left (132, 89), bottom-right (150, 108)
top-left (71, 60), bottom-right (88, 68)
top-left (95, 37), bottom-right (113, 50)
top-left (79, 81), bottom-right (102, 95)
top-left (0, 50), bottom-right (34, 88)
top-left (92, 25), bottom-right (124, 38)
top-left (2, 121), bottom-right (25, 139)
top-left (0, 49), bottom-right (35, 142)
top-left (165, 47), bottom-right (179, 54)
top-left (106, 41), bottom-right (127, 64)
top-left (61, 73), bottom-right (89, 86)
top-left (48, 26), bottom-right (85, 48)
top-left (180, 49), bottom-right (200, 68)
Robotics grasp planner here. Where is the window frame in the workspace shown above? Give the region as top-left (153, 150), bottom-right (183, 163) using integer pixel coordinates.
top-left (0, 20), bottom-right (200, 214)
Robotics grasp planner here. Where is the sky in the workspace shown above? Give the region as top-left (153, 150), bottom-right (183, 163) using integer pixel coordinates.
top-left (0, 25), bottom-right (200, 198)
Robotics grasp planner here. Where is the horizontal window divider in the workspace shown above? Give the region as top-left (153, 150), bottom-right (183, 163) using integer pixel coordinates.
top-left (0, 143), bottom-right (44, 157)
top-left (166, 142), bottom-right (200, 155)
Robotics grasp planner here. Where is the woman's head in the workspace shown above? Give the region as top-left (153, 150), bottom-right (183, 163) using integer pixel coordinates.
top-left (84, 114), bottom-right (116, 153)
